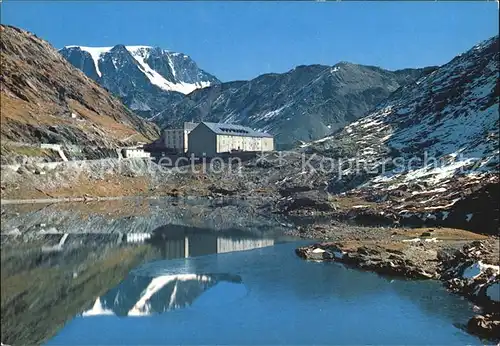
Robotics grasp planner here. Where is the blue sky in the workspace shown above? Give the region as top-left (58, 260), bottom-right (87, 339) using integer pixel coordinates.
top-left (2, 1), bottom-right (498, 81)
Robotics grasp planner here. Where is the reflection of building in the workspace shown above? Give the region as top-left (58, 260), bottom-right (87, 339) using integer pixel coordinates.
top-left (188, 122), bottom-right (274, 157)
top-left (216, 238), bottom-right (275, 254)
top-left (160, 122), bottom-right (198, 153)
top-left (29, 231), bottom-right (275, 258)
top-left (152, 233), bottom-right (275, 259)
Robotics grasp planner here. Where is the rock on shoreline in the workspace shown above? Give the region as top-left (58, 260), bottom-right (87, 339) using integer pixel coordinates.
top-left (296, 241), bottom-right (438, 279)
top-left (296, 238), bottom-right (499, 340)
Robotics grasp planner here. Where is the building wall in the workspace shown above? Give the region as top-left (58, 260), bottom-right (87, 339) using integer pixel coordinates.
top-left (162, 123), bottom-right (198, 153)
top-left (261, 137), bottom-right (274, 151)
top-left (188, 124), bottom-right (274, 157)
top-left (216, 135), bottom-right (274, 153)
top-left (162, 129), bottom-right (185, 152)
top-left (183, 129), bottom-right (191, 152)
top-left (216, 238), bottom-right (275, 254)
top-left (216, 135), bottom-right (259, 152)
top-left (188, 124), bottom-right (217, 157)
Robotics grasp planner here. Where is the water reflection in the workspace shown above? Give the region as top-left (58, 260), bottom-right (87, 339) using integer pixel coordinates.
top-left (78, 224), bottom-right (273, 319)
top-left (48, 242), bottom-right (481, 345)
top-left (1, 223), bottom-right (281, 259)
top-left (1, 220), bottom-right (286, 345)
top-left (83, 273), bottom-right (244, 317)
top-left (147, 224), bottom-right (276, 259)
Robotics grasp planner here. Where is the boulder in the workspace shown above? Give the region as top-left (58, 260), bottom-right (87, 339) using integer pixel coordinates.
top-left (467, 314), bottom-right (500, 340)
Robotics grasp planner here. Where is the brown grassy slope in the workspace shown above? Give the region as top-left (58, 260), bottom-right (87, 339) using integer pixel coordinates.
top-left (0, 24), bottom-right (159, 147)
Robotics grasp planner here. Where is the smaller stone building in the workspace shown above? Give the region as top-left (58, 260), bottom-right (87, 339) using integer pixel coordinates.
top-left (188, 122), bottom-right (274, 157)
top-left (121, 147), bottom-right (151, 158)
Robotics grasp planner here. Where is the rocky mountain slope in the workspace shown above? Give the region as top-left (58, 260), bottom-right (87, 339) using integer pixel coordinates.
top-left (61, 43), bottom-right (434, 149)
top-left (59, 45), bottom-right (220, 118)
top-left (303, 35), bottom-right (499, 231)
top-left (154, 64), bottom-right (435, 148)
top-left (0, 25), bottom-right (159, 151)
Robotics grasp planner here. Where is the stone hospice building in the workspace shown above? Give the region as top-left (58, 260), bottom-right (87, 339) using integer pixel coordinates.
top-left (160, 122), bottom-right (274, 157)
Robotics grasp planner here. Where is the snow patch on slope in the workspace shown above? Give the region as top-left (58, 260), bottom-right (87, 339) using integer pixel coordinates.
top-left (65, 46), bottom-right (113, 77)
top-left (127, 46), bottom-right (210, 94)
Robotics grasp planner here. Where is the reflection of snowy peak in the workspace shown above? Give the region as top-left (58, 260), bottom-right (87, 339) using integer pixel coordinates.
top-left (127, 274), bottom-right (213, 316)
top-left (59, 45), bottom-right (220, 118)
top-left (82, 273), bottom-right (242, 317)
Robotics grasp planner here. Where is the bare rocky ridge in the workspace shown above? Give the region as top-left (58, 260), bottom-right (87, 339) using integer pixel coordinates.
top-left (0, 25), bottom-right (159, 158)
top-left (60, 41), bottom-right (436, 149)
top-left (291, 35), bottom-right (500, 234)
top-left (154, 64), bottom-right (436, 148)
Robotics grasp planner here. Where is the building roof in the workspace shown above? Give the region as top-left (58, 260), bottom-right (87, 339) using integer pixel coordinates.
top-left (201, 122), bottom-right (273, 138)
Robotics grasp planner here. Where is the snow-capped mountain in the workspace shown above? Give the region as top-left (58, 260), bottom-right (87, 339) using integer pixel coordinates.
top-left (59, 45), bottom-right (220, 117)
top-left (61, 44), bottom-right (433, 148)
top-left (156, 64), bottom-right (435, 149)
top-left (304, 35), bottom-right (499, 231)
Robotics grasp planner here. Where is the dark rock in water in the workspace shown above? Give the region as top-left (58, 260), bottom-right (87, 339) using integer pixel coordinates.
top-left (467, 314), bottom-right (500, 340)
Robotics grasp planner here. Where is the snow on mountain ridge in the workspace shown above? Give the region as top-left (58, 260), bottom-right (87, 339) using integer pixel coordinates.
top-left (62, 45), bottom-right (212, 94)
top-left (309, 35), bottom-right (499, 195)
top-left (64, 45), bottom-right (114, 77)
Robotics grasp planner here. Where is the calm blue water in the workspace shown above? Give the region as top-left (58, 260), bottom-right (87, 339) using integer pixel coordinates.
top-left (47, 242), bottom-right (480, 345)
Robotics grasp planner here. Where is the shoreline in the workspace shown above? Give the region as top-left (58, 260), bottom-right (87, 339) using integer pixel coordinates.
top-left (295, 233), bottom-right (499, 340)
top-left (0, 196), bottom-right (135, 205)
top-left (1, 155), bottom-right (497, 234)
top-left (2, 157), bottom-right (499, 341)
top-left (1, 195), bottom-right (498, 341)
